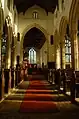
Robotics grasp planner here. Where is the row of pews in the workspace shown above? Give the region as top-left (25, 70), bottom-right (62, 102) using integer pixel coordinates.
top-left (45, 68), bottom-right (79, 103)
top-left (0, 66), bottom-right (79, 103)
top-left (0, 66), bottom-right (44, 100)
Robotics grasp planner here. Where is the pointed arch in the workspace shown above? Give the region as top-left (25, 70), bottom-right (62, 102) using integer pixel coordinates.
top-left (21, 23), bottom-right (49, 43)
top-left (59, 16), bottom-right (69, 36)
top-left (69, 0), bottom-right (78, 31)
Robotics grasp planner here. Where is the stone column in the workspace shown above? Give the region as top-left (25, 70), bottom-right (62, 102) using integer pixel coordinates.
top-left (16, 32), bottom-right (20, 64)
top-left (62, 42), bottom-right (65, 69)
top-left (0, 21), bottom-right (2, 99)
top-left (0, 6), bottom-right (4, 99)
top-left (59, 34), bottom-right (63, 69)
top-left (54, 35), bottom-right (56, 65)
top-left (47, 35), bottom-right (49, 64)
top-left (15, 32), bottom-right (20, 86)
top-left (6, 24), bottom-right (11, 69)
top-left (77, 34), bottom-right (79, 69)
top-left (14, 36), bottom-right (17, 67)
top-left (70, 30), bottom-right (75, 70)
top-left (20, 34), bottom-right (23, 63)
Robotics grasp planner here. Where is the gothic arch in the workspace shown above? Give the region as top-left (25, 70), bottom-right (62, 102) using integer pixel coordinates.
top-left (69, 0), bottom-right (79, 31)
top-left (59, 16), bottom-right (69, 36)
top-left (54, 29), bottom-right (59, 46)
top-left (21, 23), bottom-right (49, 43)
top-left (59, 16), bottom-right (70, 69)
top-left (20, 23), bottom-right (49, 63)
top-left (69, 0), bottom-right (79, 70)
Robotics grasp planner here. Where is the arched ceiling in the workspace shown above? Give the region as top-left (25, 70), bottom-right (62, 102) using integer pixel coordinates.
top-left (14, 0), bottom-right (58, 14)
top-left (23, 27), bottom-right (46, 49)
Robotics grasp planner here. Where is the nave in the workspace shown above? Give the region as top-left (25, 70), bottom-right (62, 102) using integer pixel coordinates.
top-left (0, 74), bottom-right (79, 118)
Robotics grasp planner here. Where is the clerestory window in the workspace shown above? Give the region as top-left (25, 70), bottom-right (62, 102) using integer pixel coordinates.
top-left (32, 11), bottom-right (38, 19)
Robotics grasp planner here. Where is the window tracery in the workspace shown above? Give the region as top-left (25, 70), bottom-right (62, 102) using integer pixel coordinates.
top-left (29, 48), bottom-right (36, 64)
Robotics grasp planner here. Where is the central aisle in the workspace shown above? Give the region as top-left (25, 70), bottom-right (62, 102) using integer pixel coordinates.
top-left (0, 74), bottom-right (79, 119)
top-left (20, 75), bottom-right (59, 112)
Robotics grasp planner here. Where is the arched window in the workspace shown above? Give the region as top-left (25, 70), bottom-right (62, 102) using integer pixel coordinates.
top-left (65, 35), bottom-right (71, 63)
top-left (1, 34), bottom-right (7, 68)
top-left (29, 48), bottom-right (36, 64)
top-left (65, 24), bottom-right (71, 65)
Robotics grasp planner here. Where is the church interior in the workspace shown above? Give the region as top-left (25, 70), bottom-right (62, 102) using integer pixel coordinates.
top-left (0, 0), bottom-right (79, 118)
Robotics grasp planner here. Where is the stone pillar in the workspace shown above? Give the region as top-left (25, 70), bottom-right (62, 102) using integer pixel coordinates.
top-left (62, 42), bottom-right (65, 69)
top-left (60, 42), bottom-right (63, 69)
top-left (70, 31), bottom-right (75, 70)
top-left (56, 46), bottom-right (61, 69)
top-left (5, 16), bottom-right (12, 69)
top-left (16, 32), bottom-right (20, 64)
top-left (77, 34), bottom-right (79, 69)
top-left (0, 6), bottom-right (3, 99)
top-left (47, 35), bottom-right (50, 64)
top-left (14, 36), bottom-right (17, 67)
top-left (7, 26), bottom-right (10, 69)
top-left (0, 29), bottom-right (1, 99)
top-left (54, 35), bottom-right (57, 66)
top-left (20, 34), bottom-right (23, 63)
top-left (15, 32), bottom-right (20, 86)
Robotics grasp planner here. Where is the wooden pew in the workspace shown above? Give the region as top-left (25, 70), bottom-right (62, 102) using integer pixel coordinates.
top-left (65, 68), bottom-right (75, 102)
top-left (48, 69), bottom-right (53, 83)
top-left (60, 69), bottom-right (66, 93)
top-left (74, 71), bottom-right (79, 98)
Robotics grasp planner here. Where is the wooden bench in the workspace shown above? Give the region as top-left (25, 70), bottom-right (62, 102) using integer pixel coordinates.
top-left (74, 71), bottom-right (79, 97)
top-left (65, 69), bottom-right (74, 94)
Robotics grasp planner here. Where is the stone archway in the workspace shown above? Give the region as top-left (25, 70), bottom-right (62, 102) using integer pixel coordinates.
top-left (69, 0), bottom-right (78, 31)
top-left (21, 23), bottom-right (48, 42)
top-left (59, 16), bottom-right (68, 36)
top-left (20, 23), bottom-right (49, 63)
top-left (59, 16), bottom-right (70, 69)
top-left (69, 0), bottom-right (79, 70)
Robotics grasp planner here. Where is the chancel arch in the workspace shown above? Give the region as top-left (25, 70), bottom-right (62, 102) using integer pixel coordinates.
top-left (20, 23), bottom-right (49, 65)
top-left (20, 24), bottom-right (49, 66)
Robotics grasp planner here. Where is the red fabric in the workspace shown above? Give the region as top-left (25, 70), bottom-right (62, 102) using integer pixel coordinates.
top-left (20, 77), bottom-right (58, 112)
top-left (20, 101), bottom-right (57, 112)
top-left (23, 94), bottom-right (54, 101)
top-left (26, 89), bottom-right (53, 93)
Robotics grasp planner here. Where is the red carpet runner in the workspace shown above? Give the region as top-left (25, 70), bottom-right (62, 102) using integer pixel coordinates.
top-left (20, 76), bottom-right (59, 112)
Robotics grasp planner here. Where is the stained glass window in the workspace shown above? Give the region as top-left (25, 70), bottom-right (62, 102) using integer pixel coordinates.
top-left (29, 48), bottom-right (36, 64)
top-left (1, 36), bottom-right (7, 68)
top-left (65, 35), bottom-right (71, 63)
